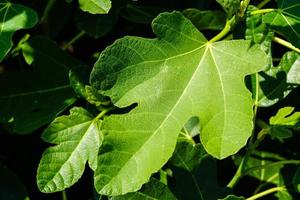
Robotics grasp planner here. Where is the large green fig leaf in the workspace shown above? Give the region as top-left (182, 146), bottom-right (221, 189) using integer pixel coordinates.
top-left (111, 178), bottom-right (177, 200)
top-left (78, 0), bottom-right (111, 14)
top-left (263, 0), bottom-right (300, 48)
top-left (0, 0), bottom-right (38, 61)
top-left (91, 11), bottom-right (267, 195)
top-left (0, 36), bottom-right (80, 134)
top-left (37, 107), bottom-right (102, 193)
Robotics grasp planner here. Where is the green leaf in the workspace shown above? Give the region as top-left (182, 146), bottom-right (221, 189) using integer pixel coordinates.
top-left (111, 178), bottom-right (177, 200)
top-left (37, 107), bottom-right (102, 193)
top-left (263, 0), bottom-right (300, 48)
top-left (254, 51), bottom-right (300, 107)
top-left (91, 11), bottom-right (267, 195)
top-left (245, 5), bottom-right (273, 68)
top-left (0, 1), bottom-right (38, 61)
top-left (216, 0), bottom-right (240, 18)
top-left (234, 151), bottom-right (285, 184)
top-left (0, 36), bottom-right (80, 134)
top-left (183, 8), bottom-right (226, 30)
top-left (76, 0), bottom-right (123, 38)
top-left (78, 0), bottom-right (111, 14)
top-left (269, 107), bottom-right (300, 140)
top-left (293, 167), bottom-right (300, 193)
top-left (170, 141), bottom-right (228, 200)
top-left (220, 195), bottom-right (245, 200)
top-left (0, 164), bottom-right (28, 200)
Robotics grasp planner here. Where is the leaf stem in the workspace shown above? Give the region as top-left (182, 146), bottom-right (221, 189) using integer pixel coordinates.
top-left (273, 36), bottom-right (300, 54)
top-left (41, 0), bottom-right (57, 23)
top-left (246, 187), bottom-right (284, 200)
top-left (250, 8), bottom-right (275, 15)
top-left (244, 160), bottom-right (300, 175)
top-left (62, 31), bottom-right (85, 50)
top-left (257, 0), bottom-right (273, 9)
top-left (62, 190), bottom-right (67, 200)
top-left (209, 17), bottom-right (236, 43)
top-left (95, 107), bottom-right (114, 121)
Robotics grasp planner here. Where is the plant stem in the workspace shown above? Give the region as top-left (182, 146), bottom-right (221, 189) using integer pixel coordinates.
top-left (209, 17), bottom-right (236, 43)
top-left (246, 187), bottom-right (284, 200)
top-left (95, 107), bottom-right (114, 121)
top-left (41, 0), bottom-right (57, 23)
top-left (273, 36), bottom-right (300, 54)
top-left (251, 8), bottom-right (275, 15)
top-left (62, 190), bottom-right (67, 200)
top-left (62, 31), bottom-right (85, 50)
top-left (257, 0), bottom-right (273, 9)
top-left (244, 160), bottom-right (300, 175)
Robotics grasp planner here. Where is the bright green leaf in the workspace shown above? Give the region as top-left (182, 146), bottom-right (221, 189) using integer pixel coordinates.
top-left (269, 107), bottom-right (300, 140)
top-left (0, 0), bottom-right (38, 61)
top-left (78, 0), bottom-right (111, 14)
top-left (91, 11), bottom-right (267, 195)
top-left (37, 107), bottom-right (102, 193)
top-left (111, 178), bottom-right (177, 200)
top-left (216, 0), bottom-right (240, 18)
top-left (263, 0), bottom-right (300, 48)
top-left (183, 8), bottom-right (226, 30)
top-left (0, 36), bottom-right (80, 134)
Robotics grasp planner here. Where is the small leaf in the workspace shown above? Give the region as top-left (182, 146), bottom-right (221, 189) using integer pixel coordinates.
top-left (270, 107), bottom-right (300, 128)
top-left (78, 0), bottom-right (111, 14)
top-left (111, 178), bottom-right (177, 200)
top-left (263, 0), bottom-right (300, 48)
top-left (0, 36), bottom-right (80, 134)
top-left (0, 1), bottom-right (38, 61)
top-left (269, 107), bottom-right (300, 140)
top-left (216, 0), bottom-right (240, 18)
top-left (37, 107), bottom-right (102, 193)
top-left (91, 11), bottom-right (267, 195)
top-left (183, 8), bottom-right (226, 30)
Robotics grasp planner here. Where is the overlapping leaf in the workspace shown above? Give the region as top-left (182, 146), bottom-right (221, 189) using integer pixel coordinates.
top-left (111, 178), bottom-right (176, 200)
top-left (78, 0), bottom-right (111, 14)
top-left (37, 107), bottom-right (102, 193)
top-left (0, 36), bottom-right (80, 134)
top-left (252, 52), bottom-right (300, 107)
top-left (90, 11), bottom-right (267, 195)
top-left (183, 8), bottom-right (226, 31)
top-left (0, 0), bottom-right (38, 61)
top-left (263, 0), bottom-right (300, 48)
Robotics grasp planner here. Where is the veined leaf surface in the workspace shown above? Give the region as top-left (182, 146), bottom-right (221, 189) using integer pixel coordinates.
top-left (263, 0), bottom-right (300, 48)
top-left (0, 0), bottom-right (38, 61)
top-left (91, 11), bottom-right (267, 195)
top-left (37, 107), bottom-right (102, 193)
top-left (78, 0), bottom-right (111, 14)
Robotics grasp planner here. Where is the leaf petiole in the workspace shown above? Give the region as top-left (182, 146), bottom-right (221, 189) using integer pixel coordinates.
top-left (246, 186), bottom-right (285, 200)
top-left (62, 31), bottom-right (85, 50)
top-left (250, 8), bottom-right (275, 15)
top-left (273, 36), bottom-right (300, 54)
